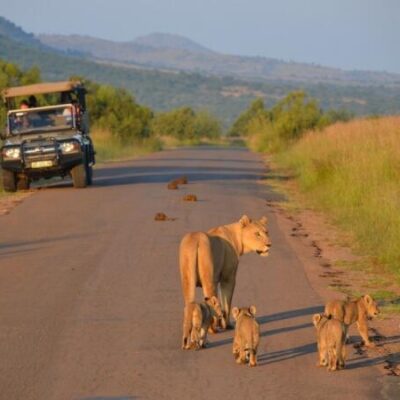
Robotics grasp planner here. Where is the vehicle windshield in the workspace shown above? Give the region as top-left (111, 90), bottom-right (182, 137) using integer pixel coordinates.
top-left (8, 104), bottom-right (75, 135)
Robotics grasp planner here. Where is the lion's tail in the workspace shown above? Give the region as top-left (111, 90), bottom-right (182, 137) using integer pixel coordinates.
top-left (179, 233), bottom-right (200, 304)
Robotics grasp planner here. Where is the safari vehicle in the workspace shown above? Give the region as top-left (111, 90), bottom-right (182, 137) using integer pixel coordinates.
top-left (1, 81), bottom-right (95, 191)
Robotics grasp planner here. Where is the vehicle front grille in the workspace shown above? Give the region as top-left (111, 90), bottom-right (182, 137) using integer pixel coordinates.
top-left (22, 141), bottom-right (58, 164)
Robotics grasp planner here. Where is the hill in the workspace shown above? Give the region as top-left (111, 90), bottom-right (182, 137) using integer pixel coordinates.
top-left (133, 32), bottom-right (213, 54)
top-left (0, 16), bottom-right (42, 47)
top-left (38, 32), bottom-right (400, 87)
top-left (0, 16), bottom-right (400, 125)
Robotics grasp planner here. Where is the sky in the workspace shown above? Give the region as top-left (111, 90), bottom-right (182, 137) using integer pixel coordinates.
top-left (0, 0), bottom-right (399, 73)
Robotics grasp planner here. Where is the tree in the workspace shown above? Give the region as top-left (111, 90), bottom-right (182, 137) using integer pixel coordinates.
top-left (229, 98), bottom-right (268, 136)
top-left (151, 107), bottom-right (196, 140)
top-left (86, 81), bottom-right (153, 142)
top-left (193, 111), bottom-right (222, 139)
top-left (271, 91), bottom-right (321, 141)
top-left (0, 59), bottom-right (41, 129)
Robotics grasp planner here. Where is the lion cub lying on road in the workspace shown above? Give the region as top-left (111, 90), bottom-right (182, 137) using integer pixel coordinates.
top-left (232, 306), bottom-right (260, 367)
top-left (182, 296), bottom-right (223, 350)
top-left (313, 314), bottom-right (346, 371)
top-left (325, 294), bottom-right (379, 347)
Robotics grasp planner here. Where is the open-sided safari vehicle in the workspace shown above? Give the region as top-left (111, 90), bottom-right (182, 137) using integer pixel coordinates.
top-left (1, 81), bottom-right (95, 191)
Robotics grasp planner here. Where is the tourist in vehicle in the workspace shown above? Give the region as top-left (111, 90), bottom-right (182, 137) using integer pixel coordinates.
top-left (19, 99), bottom-right (29, 109)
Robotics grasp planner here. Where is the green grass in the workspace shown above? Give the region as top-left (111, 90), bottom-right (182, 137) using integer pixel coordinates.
top-left (92, 128), bottom-right (162, 162)
top-left (370, 290), bottom-right (397, 301)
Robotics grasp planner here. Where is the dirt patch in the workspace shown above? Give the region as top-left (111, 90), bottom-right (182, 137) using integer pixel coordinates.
top-left (265, 162), bottom-right (400, 379)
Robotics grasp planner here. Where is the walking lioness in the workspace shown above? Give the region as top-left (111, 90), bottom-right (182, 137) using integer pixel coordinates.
top-left (182, 296), bottom-right (223, 350)
top-left (324, 294), bottom-right (379, 347)
top-left (179, 215), bottom-right (271, 328)
top-left (313, 313), bottom-right (346, 371)
top-left (232, 306), bottom-right (260, 367)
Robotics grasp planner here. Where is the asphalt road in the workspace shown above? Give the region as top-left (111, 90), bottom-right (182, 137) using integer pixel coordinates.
top-left (0, 147), bottom-right (385, 399)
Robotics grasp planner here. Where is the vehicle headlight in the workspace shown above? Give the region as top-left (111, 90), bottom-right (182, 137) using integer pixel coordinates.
top-left (60, 141), bottom-right (80, 154)
top-left (2, 147), bottom-right (21, 160)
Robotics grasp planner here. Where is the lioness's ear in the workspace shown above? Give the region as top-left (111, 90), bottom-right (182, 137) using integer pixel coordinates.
top-left (232, 307), bottom-right (240, 321)
top-left (240, 215), bottom-right (251, 227)
top-left (259, 216), bottom-right (268, 227)
top-left (312, 314), bottom-right (321, 327)
top-left (249, 305), bottom-right (257, 316)
top-left (364, 294), bottom-right (372, 304)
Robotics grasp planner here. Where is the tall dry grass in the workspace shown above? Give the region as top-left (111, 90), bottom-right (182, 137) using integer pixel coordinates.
top-left (279, 116), bottom-right (400, 275)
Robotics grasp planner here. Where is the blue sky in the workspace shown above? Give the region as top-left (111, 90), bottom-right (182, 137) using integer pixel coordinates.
top-left (1, 0), bottom-right (399, 73)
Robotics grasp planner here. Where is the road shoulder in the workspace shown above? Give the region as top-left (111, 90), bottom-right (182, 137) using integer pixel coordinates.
top-left (262, 156), bottom-right (400, 379)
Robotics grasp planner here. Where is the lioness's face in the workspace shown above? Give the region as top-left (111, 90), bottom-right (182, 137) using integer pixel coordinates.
top-left (241, 216), bottom-right (271, 257)
top-left (364, 295), bottom-right (380, 319)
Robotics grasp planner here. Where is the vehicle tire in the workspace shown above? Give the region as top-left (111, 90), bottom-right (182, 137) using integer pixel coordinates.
top-left (86, 163), bottom-right (93, 186)
top-left (2, 169), bottom-right (17, 192)
top-left (71, 163), bottom-right (87, 188)
top-left (16, 175), bottom-right (30, 191)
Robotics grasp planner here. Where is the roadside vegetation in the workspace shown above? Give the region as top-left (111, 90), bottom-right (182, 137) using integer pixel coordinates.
top-left (280, 117), bottom-right (400, 277)
top-left (231, 92), bottom-right (400, 282)
top-left (0, 59), bottom-right (225, 192)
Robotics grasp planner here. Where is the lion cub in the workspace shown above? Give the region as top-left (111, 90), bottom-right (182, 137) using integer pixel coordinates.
top-left (313, 313), bottom-right (346, 371)
top-left (232, 306), bottom-right (260, 367)
top-left (325, 294), bottom-right (379, 347)
top-left (182, 296), bottom-right (222, 350)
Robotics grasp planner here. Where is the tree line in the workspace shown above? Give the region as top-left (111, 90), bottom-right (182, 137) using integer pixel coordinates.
top-left (0, 59), bottom-right (222, 143)
top-left (229, 91), bottom-right (353, 152)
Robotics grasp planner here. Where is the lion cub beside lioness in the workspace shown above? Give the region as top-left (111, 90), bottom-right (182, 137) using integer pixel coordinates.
top-left (325, 294), bottom-right (379, 347)
top-left (232, 306), bottom-right (260, 367)
top-left (182, 296), bottom-right (223, 350)
top-left (313, 313), bottom-right (346, 371)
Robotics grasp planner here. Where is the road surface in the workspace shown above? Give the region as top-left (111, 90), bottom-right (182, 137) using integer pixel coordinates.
top-left (0, 147), bottom-right (387, 399)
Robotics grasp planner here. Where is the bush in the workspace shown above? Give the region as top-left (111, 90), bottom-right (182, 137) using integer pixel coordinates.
top-left (230, 91), bottom-right (354, 152)
top-left (85, 81), bottom-right (153, 142)
top-left (228, 98), bottom-right (267, 137)
top-left (151, 107), bottom-right (222, 142)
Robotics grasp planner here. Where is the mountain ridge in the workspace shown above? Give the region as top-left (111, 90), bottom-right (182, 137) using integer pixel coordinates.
top-left (133, 32), bottom-right (213, 54)
top-left (37, 32), bottom-right (400, 87)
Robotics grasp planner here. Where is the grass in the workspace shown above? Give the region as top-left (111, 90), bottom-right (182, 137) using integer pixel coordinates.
top-left (92, 128), bottom-right (162, 162)
top-left (276, 116), bottom-right (400, 279)
top-left (159, 135), bottom-right (234, 149)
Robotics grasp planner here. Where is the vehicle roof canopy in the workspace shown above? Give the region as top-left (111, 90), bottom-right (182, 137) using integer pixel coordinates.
top-left (2, 81), bottom-right (85, 100)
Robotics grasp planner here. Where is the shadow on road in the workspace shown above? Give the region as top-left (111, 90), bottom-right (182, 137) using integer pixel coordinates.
top-left (346, 353), bottom-right (398, 370)
top-left (93, 165), bottom-right (264, 186)
top-left (257, 305), bottom-right (324, 325)
top-left (258, 342), bottom-right (316, 366)
top-left (261, 322), bottom-right (313, 338)
top-left (209, 305), bottom-right (320, 349)
top-left (79, 397), bottom-right (136, 400)
top-left (0, 234), bottom-right (94, 259)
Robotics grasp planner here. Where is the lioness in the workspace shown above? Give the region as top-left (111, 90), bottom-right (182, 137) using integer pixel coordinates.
top-left (312, 313), bottom-right (346, 371)
top-left (182, 296), bottom-right (223, 350)
top-left (324, 294), bottom-right (379, 347)
top-left (232, 306), bottom-right (260, 367)
top-left (179, 215), bottom-right (271, 328)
